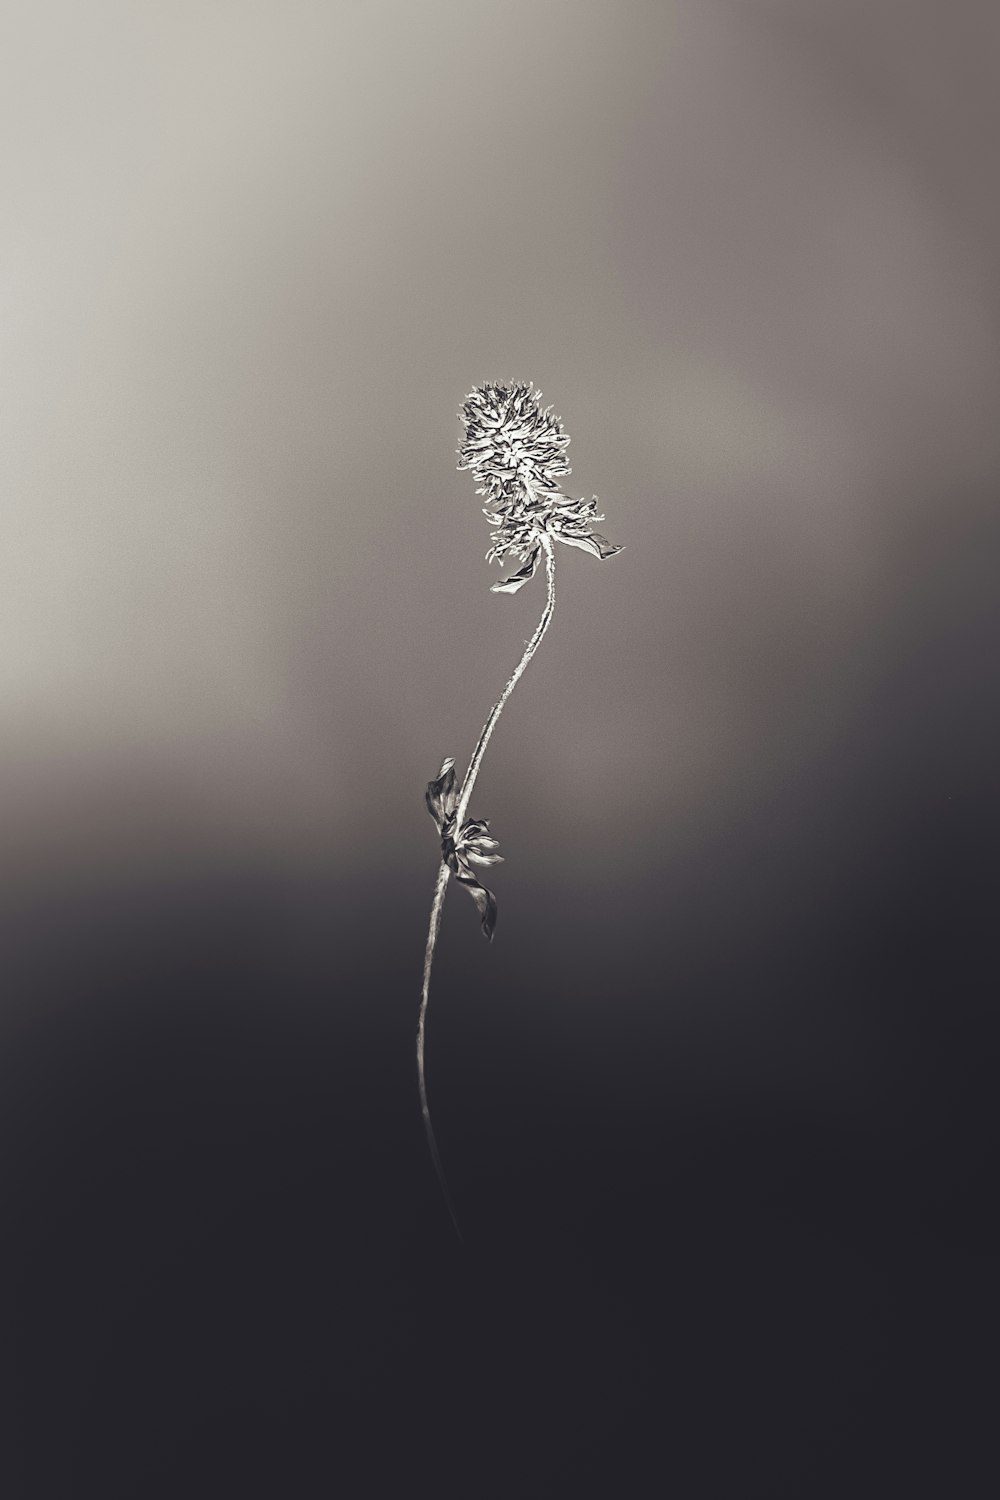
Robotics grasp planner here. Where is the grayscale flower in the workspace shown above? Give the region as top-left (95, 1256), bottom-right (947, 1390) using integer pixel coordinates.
top-left (426, 757), bottom-right (503, 940)
top-left (418, 383), bottom-right (624, 1237)
top-left (457, 380), bottom-right (623, 593)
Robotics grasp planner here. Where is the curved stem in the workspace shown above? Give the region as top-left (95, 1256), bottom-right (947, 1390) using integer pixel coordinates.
top-left (417, 530), bottom-right (557, 1239)
top-left (454, 531), bottom-right (556, 828)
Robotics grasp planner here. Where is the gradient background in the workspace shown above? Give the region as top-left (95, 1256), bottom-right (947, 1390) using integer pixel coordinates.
top-left (3, 2), bottom-right (998, 1494)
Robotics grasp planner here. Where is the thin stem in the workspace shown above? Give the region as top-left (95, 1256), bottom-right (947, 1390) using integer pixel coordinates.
top-left (417, 859), bottom-right (463, 1241)
top-left (417, 529), bottom-right (557, 1239)
top-left (454, 531), bottom-right (556, 828)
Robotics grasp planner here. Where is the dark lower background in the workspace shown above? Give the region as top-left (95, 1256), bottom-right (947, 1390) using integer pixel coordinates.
top-left (3, 694), bottom-right (996, 1498)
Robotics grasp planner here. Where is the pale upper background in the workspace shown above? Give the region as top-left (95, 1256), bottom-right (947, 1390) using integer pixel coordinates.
top-left (2, 1), bottom-right (997, 1055)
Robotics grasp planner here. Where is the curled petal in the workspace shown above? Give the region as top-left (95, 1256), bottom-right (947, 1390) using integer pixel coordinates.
top-left (457, 819), bottom-right (502, 865)
top-left (466, 832), bottom-right (499, 850)
top-left (438, 810), bottom-right (504, 933)
top-left (555, 529), bottom-right (624, 559)
top-left (491, 544), bottom-right (541, 594)
top-left (426, 758), bottom-right (458, 830)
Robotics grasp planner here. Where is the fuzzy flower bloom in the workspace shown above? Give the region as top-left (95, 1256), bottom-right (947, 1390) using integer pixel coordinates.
top-left (457, 381), bottom-right (623, 593)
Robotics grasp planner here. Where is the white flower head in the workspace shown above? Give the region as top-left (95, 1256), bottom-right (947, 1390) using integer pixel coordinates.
top-left (458, 381), bottom-right (623, 593)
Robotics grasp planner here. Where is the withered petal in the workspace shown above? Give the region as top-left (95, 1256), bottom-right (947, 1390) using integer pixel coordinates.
top-left (555, 529), bottom-right (624, 559)
top-left (426, 757), bottom-right (458, 829)
top-left (491, 544), bottom-right (541, 594)
top-left (466, 833), bottom-right (500, 850)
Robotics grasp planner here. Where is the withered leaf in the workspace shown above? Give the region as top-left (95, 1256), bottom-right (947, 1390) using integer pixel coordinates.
top-left (491, 544), bottom-right (541, 594)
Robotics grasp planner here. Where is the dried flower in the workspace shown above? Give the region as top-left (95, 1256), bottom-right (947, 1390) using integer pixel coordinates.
top-left (426, 757), bottom-right (503, 940)
top-left (457, 380), bottom-right (623, 593)
top-left (418, 382), bottom-right (623, 1240)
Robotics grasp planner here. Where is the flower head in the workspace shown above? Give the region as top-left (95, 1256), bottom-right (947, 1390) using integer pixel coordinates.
top-left (458, 381), bottom-right (623, 593)
top-left (426, 757), bottom-right (503, 939)
top-left (457, 381), bottom-right (571, 507)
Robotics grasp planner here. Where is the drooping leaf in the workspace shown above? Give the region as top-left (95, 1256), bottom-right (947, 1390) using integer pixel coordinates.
top-left (555, 530), bottom-right (624, 559)
top-left (451, 860), bottom-right (498, 940)
top-left (491, 544), bottom-right (541, 594)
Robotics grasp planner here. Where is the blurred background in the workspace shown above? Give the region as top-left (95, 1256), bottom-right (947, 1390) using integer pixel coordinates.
top-left (3, 1), bottom-right (998, 1493)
